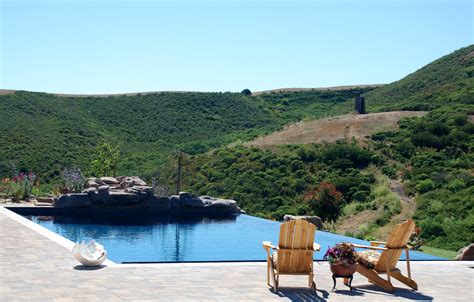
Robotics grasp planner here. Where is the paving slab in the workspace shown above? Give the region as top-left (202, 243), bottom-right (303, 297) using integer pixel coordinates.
top-left (1, 207), bottom-right (473, 301)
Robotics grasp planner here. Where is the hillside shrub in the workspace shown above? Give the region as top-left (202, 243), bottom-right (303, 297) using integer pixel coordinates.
top-left (304, 181), bottom-right (342, 221)
top-left (416, 179), bottom-right (435, 194)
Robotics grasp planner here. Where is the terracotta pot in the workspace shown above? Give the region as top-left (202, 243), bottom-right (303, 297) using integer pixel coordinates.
top-left (330, 264), bottom-right (356, 276)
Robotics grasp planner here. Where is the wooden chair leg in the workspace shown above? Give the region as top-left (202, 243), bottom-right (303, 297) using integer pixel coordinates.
top-left (274, 273), bottom-right (279, 293)
top-left (270, 261), bottom-right (278, 293)
top-left (356, 264), bottom-right (394, 293)
top-left (266, 257), bottom-right (271, 286)
top-left (308, 272), bottom-right (316, 290)
top-left (391, 271), bottom-right (418, 290)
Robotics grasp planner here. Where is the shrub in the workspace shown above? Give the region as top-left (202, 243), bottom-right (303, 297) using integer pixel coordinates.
top-left (3, 172), bottom-right (37, 202)
top-left (446, 179), bottom-right (465, 191)
top-left (241, 89), bottom-right (252, 96)
top-left (304, 181), bottom-right (342, 221)
top-left (416, 179), bottom-right (435, 194)
top-left (91, 142), bottom-right (121, 177)
top-left (419, 220), bottom-right (445, 241)
top-left (59, 168), bottom-right (85, 193)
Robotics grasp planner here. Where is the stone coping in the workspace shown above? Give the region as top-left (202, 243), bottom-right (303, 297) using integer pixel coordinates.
top-left (0, 207), bottom-right (116, 266)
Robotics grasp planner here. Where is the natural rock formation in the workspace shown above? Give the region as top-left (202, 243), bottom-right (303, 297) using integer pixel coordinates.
top-left (54, 193), bottom-right (93, 208)
top-left (171, 192), bottom-right (241, 212)
top-left (456, 243), bottom-right (474, 260)
top-left (53, 178), bottom-right (242, 214)
top-left (283, 214), bottom-right (324, 230)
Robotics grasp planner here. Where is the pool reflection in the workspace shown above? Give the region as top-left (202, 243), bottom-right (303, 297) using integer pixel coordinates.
top-left (29, 213), bottom-right (240, 263)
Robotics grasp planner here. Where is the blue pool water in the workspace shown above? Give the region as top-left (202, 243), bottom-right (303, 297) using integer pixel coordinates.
top-left (27, 213), bottom-right (444, 263)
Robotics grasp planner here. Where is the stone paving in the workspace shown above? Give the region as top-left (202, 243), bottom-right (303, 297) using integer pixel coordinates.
top-left (1, 207), bottom-right (473, 301)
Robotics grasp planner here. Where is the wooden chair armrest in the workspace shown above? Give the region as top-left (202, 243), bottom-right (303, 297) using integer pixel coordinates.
top-left (262, 241), bottom-right (277, 252)
top-left (370, 241), bottom-right (387, 247)
top-left (313, 243), bottom-right (321, 251)
top-left (352, 243), bottom-right (388, 251)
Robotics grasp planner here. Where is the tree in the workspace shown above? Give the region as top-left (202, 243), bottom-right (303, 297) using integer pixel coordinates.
top-left (91, 142), bottom-right (121, 177)
top-left (304, 181), bottom-right (343, 221)
top-left (241, 89), bottom-right (252, 96)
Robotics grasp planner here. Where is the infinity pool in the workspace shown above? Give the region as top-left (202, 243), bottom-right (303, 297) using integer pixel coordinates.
top-left (27, 213), bottom-right (444, 263)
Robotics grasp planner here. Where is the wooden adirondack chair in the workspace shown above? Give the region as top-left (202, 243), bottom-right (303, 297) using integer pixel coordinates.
top-left (352, 219), bottom-right (418, 293)
top-left (262, 219), bottom-right (321, 293)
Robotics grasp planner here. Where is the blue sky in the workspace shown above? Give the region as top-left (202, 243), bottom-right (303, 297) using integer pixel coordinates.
top-left (1, 0), bottom-right (472, 94)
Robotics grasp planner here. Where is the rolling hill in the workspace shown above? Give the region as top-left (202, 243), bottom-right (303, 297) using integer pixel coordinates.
top-left (365, 44), bottom-right (474, 111)
top-left (0, 88), bottom-right (371, 180)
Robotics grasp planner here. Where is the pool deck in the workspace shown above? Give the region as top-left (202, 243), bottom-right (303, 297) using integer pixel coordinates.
top-left (1, 207), bottom-right (473, 301)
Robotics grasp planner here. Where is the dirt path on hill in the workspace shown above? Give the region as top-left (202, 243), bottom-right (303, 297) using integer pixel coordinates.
top-left (335, 179), bottom-right (416, 239)
top-left (376, 179), bottom-right (417, 238)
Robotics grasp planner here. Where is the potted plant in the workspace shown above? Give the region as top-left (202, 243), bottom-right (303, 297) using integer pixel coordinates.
top-left (324, 242), bottom-right (357, 275)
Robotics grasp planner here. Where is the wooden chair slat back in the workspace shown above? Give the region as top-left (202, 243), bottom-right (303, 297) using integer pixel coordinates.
top-left (375, 220), bottom-right (415, 272)
top-left (277, 219), bottom-right (315, 273)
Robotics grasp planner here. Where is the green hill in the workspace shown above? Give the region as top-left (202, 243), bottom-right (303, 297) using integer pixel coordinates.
top-left (0, 88), bottom-right (370, 180)
top-left (170, 45), bottom-right (474, 252)
top-left (365, 44), bottom-right (474, 111)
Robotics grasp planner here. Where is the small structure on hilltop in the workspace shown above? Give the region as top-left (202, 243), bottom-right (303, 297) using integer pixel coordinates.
top-left (355, 95), bottom-right (366, 114)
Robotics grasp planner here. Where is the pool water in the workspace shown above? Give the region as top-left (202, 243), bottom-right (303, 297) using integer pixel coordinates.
top-left (27, 213), bottom-right (444, 263)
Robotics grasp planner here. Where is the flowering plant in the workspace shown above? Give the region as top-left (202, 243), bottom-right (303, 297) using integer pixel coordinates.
top-left (0, 178), bottom-right (10, 193)
top-left (60, 168), bottom-right (85, 193)
top-left (408, 227), bottom-right (423, 250)
top-left (7, 172), bottom-right (36, 202)
top-left (323, 242), bottom-right (357, 266)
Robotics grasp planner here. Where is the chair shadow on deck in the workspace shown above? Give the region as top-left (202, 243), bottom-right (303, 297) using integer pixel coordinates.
top-left (271, 285), bottom-right (434, 301)
top-left (270, 287), bottom-right (330, 302)
top-left (354, 284), bottom-right (434, 301)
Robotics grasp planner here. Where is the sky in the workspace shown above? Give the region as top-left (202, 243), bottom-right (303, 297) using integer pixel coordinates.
top-left (1, 0), bottom-right (472, 94)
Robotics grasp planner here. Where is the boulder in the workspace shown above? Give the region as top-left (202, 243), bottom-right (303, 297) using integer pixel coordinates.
top-left (132, 186), bottom-right (153, 193)
top-left (283, 215), bottom-right (324, 230)
top-left (207, 198), bottom-right (240, 212)
top-left (197, 196), bottom-right (241, 213)
top-left (83, 187), bottom-right (96, 194)
top-left (149, 196), bottom-right (172, 209)
top-left (170, 195), bottom-right (180, 208)
top-left (178, 191), bottom-right (194, 200)
top-left (119, 176), bottom-right (147, 188)
top-left (86, 179), bottom-right (100, 188)
top-left (36, 197), bottom-right (55, 204)
top-left (115, 176), bottom-right (126, 183)
top-left (108, 192), bottom-right (140, 204)
top-left (456, 243), bottom-right (474, 260)
top-left (54, 194), bottom-right (92, 208)
top-left (97, 185), bottom-right (111, 203)
top-left (181, 197), bottom-right (205, 208)
top-left (100, 177), bottom-right (119, 185)
top-left (179, 192), bottom-right (204, 208)
top-left (119, 177), bottom-right (134, 189)
top-left (131, 176), bottom-right (147, 186)
top-left (109, 183), bottom-right (122, 190)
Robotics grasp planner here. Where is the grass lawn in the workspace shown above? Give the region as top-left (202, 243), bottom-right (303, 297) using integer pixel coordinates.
top-left (419, 246), bottom-right (458, 260)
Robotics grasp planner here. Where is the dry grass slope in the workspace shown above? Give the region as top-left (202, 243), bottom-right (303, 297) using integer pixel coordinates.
top-left (247, 111), bottom-right (426, 148)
